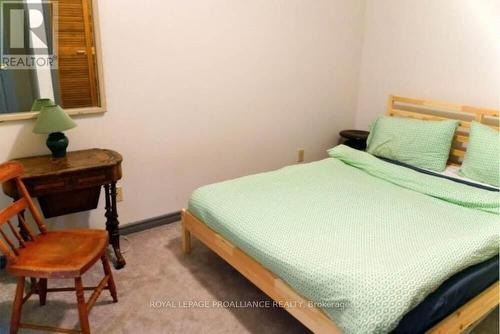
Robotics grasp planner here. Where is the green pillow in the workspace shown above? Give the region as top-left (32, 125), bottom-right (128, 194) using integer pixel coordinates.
top-left (459, 122), bottom-right (499, 187)
top-left (367, 116), bottom-right (459, 171)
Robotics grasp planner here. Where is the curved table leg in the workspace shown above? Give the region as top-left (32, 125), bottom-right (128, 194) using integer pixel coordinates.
top-left (105, 183), bottom-right (126, 269)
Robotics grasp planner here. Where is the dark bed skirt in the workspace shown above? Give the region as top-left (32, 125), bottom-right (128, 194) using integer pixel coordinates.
top-left (393, 255), bottom-right (499, 333)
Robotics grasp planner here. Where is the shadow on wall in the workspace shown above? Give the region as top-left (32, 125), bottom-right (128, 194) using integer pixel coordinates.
top-left (6, 120), bottom-right (46, 160)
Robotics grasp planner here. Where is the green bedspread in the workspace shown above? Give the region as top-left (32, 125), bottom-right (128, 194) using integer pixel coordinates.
top-left (188, 145), bottom-right (500, 333)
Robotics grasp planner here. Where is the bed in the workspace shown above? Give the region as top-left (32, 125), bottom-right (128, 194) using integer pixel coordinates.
top-left (181, 96), bottom-right (500, 334)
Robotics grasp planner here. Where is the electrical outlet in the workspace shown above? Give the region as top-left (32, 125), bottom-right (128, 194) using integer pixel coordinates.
top-left (116, 187), bottom-right (124, 202)
top-left (297, 148), bottom-right (305, 163)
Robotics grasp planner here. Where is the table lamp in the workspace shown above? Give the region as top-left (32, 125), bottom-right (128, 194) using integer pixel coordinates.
top-left (33, 104), bottom-right (77, 158)
top-left (31, 98), bottom-right (54, 111)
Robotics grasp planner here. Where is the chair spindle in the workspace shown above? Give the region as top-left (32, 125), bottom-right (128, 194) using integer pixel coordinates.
top-left (7, 220), bottom-right (26, 248)
top-left (0, 228), bottom-right (19, 255)
top-left (17, 214), bottom-right (36, 241)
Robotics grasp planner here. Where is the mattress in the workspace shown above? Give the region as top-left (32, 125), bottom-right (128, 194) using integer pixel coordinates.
top-left (189, 145), bottom-right (499, 333)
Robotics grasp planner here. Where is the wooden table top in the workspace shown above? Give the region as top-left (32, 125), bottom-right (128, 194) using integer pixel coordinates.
top-left (11, 149), bottom-right (122, 179)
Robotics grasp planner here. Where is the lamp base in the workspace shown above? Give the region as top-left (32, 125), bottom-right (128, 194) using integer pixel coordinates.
top-left (47, 132), bottom-right (69, 158)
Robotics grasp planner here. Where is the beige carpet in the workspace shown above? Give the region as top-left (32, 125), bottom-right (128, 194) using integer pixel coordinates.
top-left (0, 223), bottom-right (498, 334)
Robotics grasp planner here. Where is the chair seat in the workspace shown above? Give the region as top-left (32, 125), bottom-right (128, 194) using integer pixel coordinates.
top-left (7, 229), bottom-right (109, 279)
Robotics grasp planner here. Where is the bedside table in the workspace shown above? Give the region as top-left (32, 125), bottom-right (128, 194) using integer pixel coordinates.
top-left (339, 130), bottom-right (369, 150)
top-left (2, 149), bottom-right (126, 269)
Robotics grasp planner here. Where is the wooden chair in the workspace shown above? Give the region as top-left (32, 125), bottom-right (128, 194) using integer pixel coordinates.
top-left (0, 161), bottom-right (118, 334)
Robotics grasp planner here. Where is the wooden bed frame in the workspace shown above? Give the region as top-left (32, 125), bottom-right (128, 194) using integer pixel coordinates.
top-left (182, 95), bottom-right (500, 334)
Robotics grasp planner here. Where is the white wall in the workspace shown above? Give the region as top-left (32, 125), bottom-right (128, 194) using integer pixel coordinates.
top-left (356, 0), bottom-right (500, 128)
top-left (0, 0), bottom-right (366, 228)
top-left (5, 0), bottom-right (497, 230)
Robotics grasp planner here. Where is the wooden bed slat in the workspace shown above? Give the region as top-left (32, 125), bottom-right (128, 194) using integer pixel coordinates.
top-left (393, 96), bottom-right (499, 116)
top-left (390, 109), bottom-right (471, 128)
top-left (451, 149), bottom-right (466, 158)
top-left (453, 135), bottom-right (469, 144)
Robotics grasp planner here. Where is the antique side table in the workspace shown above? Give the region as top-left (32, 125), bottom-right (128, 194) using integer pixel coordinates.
top-left (2, 149), bottom-right (126, 269)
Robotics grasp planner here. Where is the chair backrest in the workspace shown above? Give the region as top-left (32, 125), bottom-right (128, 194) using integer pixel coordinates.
top-left (0, 161), bottom-right (47, 264)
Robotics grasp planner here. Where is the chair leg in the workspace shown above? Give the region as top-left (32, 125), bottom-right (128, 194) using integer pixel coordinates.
top-left (75, 277), bottom-right (91, 334)
top-left (10, 277), bottom-right (25, 334)
top-left (38, 278), bottom-right (47, 306)
top-left (101, 254), bottom-right (118, 302)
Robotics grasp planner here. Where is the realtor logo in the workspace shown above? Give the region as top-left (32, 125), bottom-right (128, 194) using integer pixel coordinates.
top-left (1, 0), bottom-right (58, 69)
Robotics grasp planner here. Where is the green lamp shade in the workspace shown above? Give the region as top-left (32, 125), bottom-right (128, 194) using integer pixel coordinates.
top-left (33, 104), bottom-right (77, 134)
top-left (31, 98), bottom-right (54, 111)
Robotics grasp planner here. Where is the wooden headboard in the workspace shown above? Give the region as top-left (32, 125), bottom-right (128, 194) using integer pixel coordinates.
top-left (386, 95), bottom-right (499, 164)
